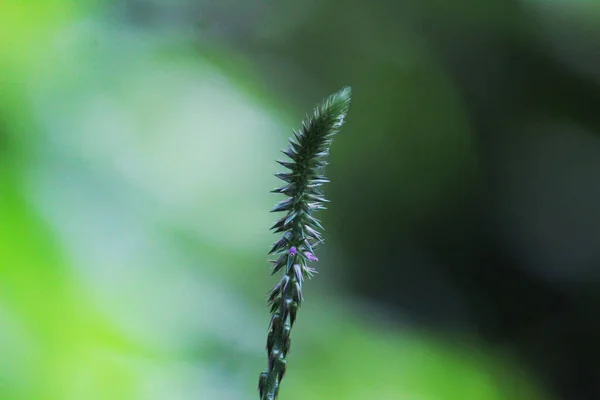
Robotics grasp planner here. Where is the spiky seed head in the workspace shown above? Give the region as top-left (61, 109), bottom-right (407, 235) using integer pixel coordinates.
top-left (260, 87), bottom-right (351, 400)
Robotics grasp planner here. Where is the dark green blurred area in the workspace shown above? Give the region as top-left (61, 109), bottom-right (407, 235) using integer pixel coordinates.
top-left (2, 0), bottom-right (600, 399)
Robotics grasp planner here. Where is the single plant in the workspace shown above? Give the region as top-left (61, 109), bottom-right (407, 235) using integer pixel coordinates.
top-left (258, 87), bottom-right (351, 400)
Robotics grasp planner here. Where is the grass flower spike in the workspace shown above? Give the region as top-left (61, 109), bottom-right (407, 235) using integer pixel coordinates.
top-left (259, 87), bottom-right (351, 400)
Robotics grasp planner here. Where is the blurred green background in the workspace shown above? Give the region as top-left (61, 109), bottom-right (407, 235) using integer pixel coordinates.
top-left (3, 0), bottom-right (600, 399)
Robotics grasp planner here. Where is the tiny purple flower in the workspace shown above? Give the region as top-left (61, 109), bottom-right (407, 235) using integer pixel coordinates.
top-left (289, 247), bottom-right (297, 255)
top-left (304, 252), bottom-right (318, 262)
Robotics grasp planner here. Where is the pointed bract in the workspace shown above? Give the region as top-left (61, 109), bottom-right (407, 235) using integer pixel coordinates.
top-left (274, 172), bottom-right (293, 183)
top-left (271, 198), bottom-right (294, 213)
top-left (276, 160), bottom-right (295, 170)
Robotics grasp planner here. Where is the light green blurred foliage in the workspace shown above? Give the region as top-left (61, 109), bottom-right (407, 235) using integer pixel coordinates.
top-left (0, 2), bottom-right (548, 399)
